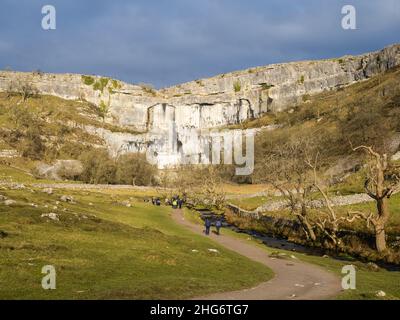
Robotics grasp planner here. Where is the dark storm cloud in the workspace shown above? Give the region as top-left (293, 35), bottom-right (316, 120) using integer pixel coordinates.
top-left (0, 0), bottom-right (399, 87)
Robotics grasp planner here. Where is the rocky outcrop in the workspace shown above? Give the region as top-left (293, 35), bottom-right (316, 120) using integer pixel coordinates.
top-left (35, 160), bottom-right (83, 180)
top-left (1, 44), bottom-right (399, 168)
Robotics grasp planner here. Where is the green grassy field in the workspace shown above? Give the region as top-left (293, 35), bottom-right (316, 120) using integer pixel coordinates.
top-left (0, 186), bottom-right (273, 299)
top-left (183, 209), bottom-right (400, 300)
top-left (229, 196), bottom-right (270, 211)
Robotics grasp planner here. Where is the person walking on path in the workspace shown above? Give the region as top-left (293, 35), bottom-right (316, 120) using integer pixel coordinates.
top-left (204, 218), bottom-right (211, 235)
top-left (215, 219), bottom-right (222, 235)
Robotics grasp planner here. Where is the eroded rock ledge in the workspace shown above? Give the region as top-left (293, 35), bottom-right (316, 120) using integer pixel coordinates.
top-left (0, 44), bottom-right (399, 168)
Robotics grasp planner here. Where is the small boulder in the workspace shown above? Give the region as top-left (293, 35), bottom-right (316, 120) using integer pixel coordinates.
top-left (366, 262), bottom-right (380, 272)
top-left (41, 212), bottom-right (60, 221)
top-left (60, 195), bottom-right (74, 203)
top-left (208, 249), bottom-right (219, 253)
top-left (375, 290), bottom-right (386, 298)
top-left (4, 199), bottom-right (17, 206)
top-left (121, 200), bottom-right (131, 207)
top-left (42, 188), bottom-right (53, 195)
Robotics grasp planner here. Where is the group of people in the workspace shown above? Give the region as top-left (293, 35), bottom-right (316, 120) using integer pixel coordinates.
top-left (150, 197), bottom-right (161, 206)
top-left (165, 196), bottom-right (184, 209)
top-left (150, 196), bottom-right (184, 209)
top-left (150, 196), bottom-right (222, 235)
top-left (204, 218), bottom-right (222, 236)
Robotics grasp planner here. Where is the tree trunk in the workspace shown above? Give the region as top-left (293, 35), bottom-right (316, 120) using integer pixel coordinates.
top-left (302, 217), bottom-right (317, 242)
top-left (297, 205), bottom-right (317, 242)
top-left (374, 198), bottom-right (389, 252)
top-left (375, 225), bottom-right (387, 252)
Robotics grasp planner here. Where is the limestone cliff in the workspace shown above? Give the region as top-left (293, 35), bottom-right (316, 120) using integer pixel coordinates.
top-left (0, 44), bottom-right (399, 168)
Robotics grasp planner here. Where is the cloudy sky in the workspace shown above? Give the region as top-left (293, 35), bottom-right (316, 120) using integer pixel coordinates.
top-left (0, 0), bottom-right (399, 88)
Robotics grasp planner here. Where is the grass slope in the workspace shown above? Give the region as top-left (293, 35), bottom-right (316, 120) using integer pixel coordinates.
top-left (0, 186), bottom-right (272, 299)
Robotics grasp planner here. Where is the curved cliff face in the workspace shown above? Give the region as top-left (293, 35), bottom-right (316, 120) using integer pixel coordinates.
top-left (162, 43), bottom-right (400, 116)
top-left (0, 44), bottom-right (399, 168)
top-left (1, 44), bottom-right (399, 133)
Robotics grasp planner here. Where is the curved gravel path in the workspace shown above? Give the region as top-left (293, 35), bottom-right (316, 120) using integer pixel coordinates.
top-left (171, 209), bottom-right (342, 300)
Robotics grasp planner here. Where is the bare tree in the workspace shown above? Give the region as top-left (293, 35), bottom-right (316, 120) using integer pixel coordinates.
top-left (348, 145), bottom-right (400, 252)
top-left (262, 138), bottom-right (318, 241)
top-left (201, 166), bottom-right (226, 210)
top-left (306, 153), bottom-right (344, 248)
top-left (176, 166), bottom-right (226, 210)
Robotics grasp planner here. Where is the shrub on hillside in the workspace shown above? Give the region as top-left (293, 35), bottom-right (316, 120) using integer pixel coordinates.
top-left (233, 81), bottom-right (241, 92)
top-left (78, 149), bottom-right (116, 184)
top-left (18, 127), bottom-right (45, 160)
top-left (6, 79), bottom-right (38, 101)
top-left (116, 153), bottom-right (157, 186)
top-left (78, 149), bottom-right (157, 185)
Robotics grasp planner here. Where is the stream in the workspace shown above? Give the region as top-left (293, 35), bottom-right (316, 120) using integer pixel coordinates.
top-left (195, 208), bottom-right (325, 256)
top-left (194, 208), bottom-right (400, 271)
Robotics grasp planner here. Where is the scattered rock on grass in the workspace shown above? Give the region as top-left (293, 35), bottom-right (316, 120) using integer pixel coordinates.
top-left (11, 184), bottom-right (25, 190)
top-left (208, 249), bottom-right (219, 253)
top-left (366, 262), bottom-right (380, 272)
top-left (120, 200), bottom-right (132, 207)
top-left (42, 188), bottom-right (53, 195)
top-left (4, 199), bottom-right (16, 206)
top-left (375, 290), bottom-right (386, 297)
top-left (41, 212), bottom-right (60, 221)
top-left (60, 195), bottom-right (74, 203)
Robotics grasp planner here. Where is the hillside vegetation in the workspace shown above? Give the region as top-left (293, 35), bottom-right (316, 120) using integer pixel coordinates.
top-left (0, 93), bottom-right (157, 185)
top-left (0, 177), bottom-right (272, 299)
top-left (248, 66), bottom-right (400, 182)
